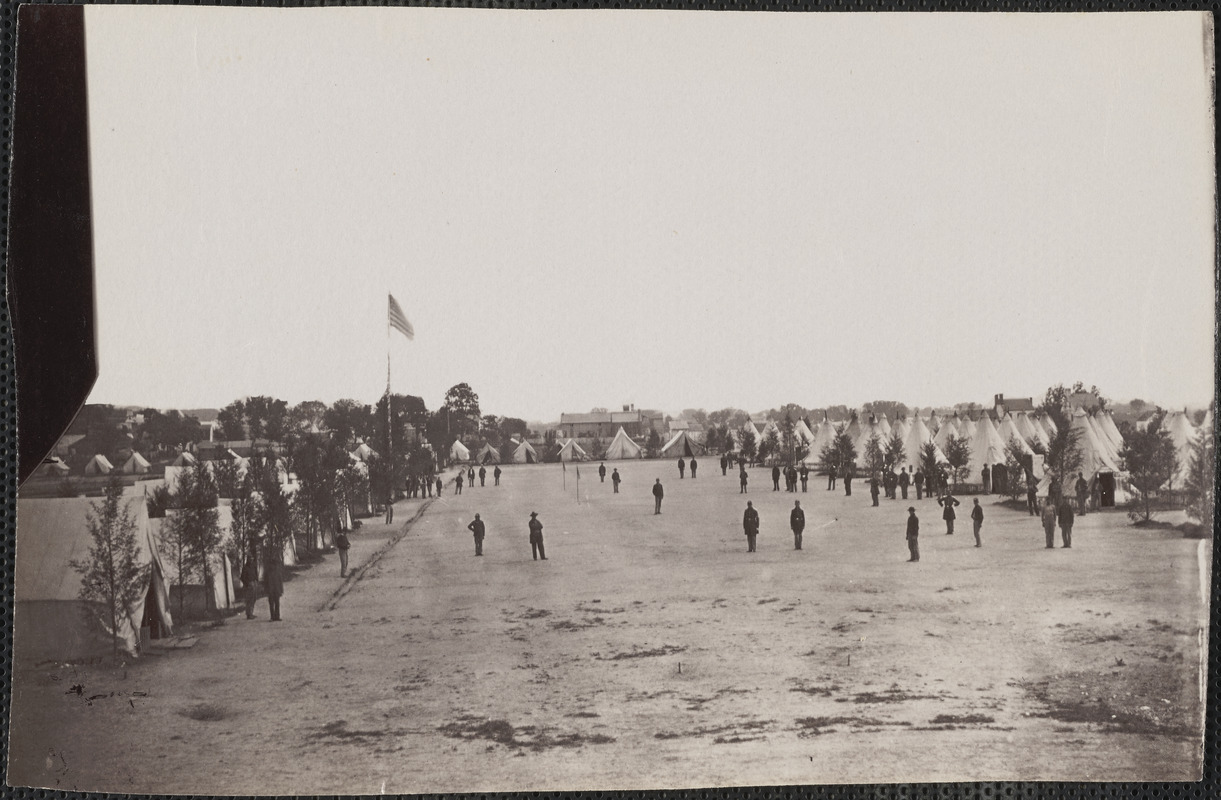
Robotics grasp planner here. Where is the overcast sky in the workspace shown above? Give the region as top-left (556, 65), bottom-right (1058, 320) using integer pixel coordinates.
top-left (83, 9), bottom-right (1215, 421)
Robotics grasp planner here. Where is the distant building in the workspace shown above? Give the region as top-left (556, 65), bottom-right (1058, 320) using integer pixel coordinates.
top-left (559, 404), bottom-right (665, 440)
top-left (1068, 391), bottom-right (1102, 412)
top-left (993, 393), bottom-right (1035, 418)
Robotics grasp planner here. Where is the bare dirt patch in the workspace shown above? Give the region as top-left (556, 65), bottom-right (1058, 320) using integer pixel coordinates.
top-left (439, 715), bottom-right (615, 750)
top-left (595, 644), bottom-right (686, 660)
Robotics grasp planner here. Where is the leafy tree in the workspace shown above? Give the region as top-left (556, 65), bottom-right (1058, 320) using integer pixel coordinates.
top-left (645, 428), bottom-right (663, 459)
top-left (481, 415), bottom-right (502, 445)
top-left (819, 431), bottom-right (857, 477)
top-left (499, 417), bottom-right (530, 441)
top-left (213, 458), bottom-right (243, 500)
top-left (864, 434), bottom-right (886, 476)
top-left (883, 431), bottom-right (906, 472)
top-left (1128, 399), bottom-right (1147, 412)
top-left (166, 463), bottom-right (222, 619)
top-left (57, 478), bottom-right (82, 498)
top-left (704, 425), bottom-right (723, 455)
top-left (919, 442), bottom-right (942, 490)
top-left (325, 399), bottom-right (373, 449)
top-left (1183, 429), bottom-right (1216, 532)
top-left (943, 435), bottom-right (972, 488)
top-left (442, 383), bottom-right (482, 437)
top-left (767, 403), bottom-right (809, 423)
top-left (680, 408), bottom-right (709, 426)
top-left (146, 484), bottom-right (173, 519)
top-left (1003, 436), bottom-right (1031, 502)
top-left (217, 400), bottom-right (247, 441)
top-left (226, 471), bottom-right (264, 577)
top-left (708, 408), bottom-right (750, 429)
top-left (293, 437), bottom-right (351, 550)
top-left (759, 427), bottom-right (782, 465)
top-left (1120, 419), bottom-right (1178, 523)
top-left (70, 477), bottom-right (148, 656)
top-left (739, 427), bottom-right (758, 465)
top-left (244, 396), bottom-right (289, 443)
top-left (288, 400), bottom-right (328, 434)
top-left (866, 401), bottom-right (910, 423)
top-left (1042, 424), bottom-right (1084, 504)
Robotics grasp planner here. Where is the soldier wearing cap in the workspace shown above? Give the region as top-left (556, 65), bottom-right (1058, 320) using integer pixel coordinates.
top-left (905, 507), bottom-right (920, 562)
top-left (528, 512), bottom-right (546, 561)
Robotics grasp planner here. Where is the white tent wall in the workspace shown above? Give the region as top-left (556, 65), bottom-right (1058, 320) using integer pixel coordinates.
top-left (557, 439), bottom-right (589, 462)
top-left (475, 443), bottom-right (501, 464)
top-left (996, 416), bottom-right (1034, 457)
top-left (449, 440), bottom-right (471, 462)
top-left (900, 415), bottom-right (948, 471)
top-left (604, 427), bottom-right (643, 460)
top-left (965, 415), bottom-right (1009, 477)
top-left (1164, 411), bottom-right (1200, 486)
top-left (513, 440), bottom-right (539, 464)
top-left (84, 455), bottom-right (114, 476)
top-left (15, 497), bottom-right (173, 662)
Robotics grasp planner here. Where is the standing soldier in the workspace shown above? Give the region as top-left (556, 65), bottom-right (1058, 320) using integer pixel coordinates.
top-left (843, 465), bottom-right (853, 496)
top-left (1041, 496), bottom-right (1058, 548)
top-left (739, 467), bottom-right (749, 494)
top-left (790, 500), bottom-right (805, 550)
top-left (653, 478), bottom-right (665, 514)
top-left (262, 540), bottom-right (284, 622)
top-left (1057, 497), bottom-right (1075, 548)
top-left (612, 468), bottom-right (622, 493)
top-left (467, 513), bottom-right (486, 556)
top-left (455, 471), bottom-right (464, 495)
top-left (772, 464), bottom-right (781, 491)
top-left (468, 466), bottom-right (475, 488)
top-left (905, 507), bottom-right (920, 562)
top-left (938, 490), bottom-right (960, 535)
top-left (1027, 480), bottom-right (1039, 516)
top-left (914, 467), bottom-right (925, 501)
top-left (528, 512), bottom-right (547, 560)
top-left (678, 458), bottom-right (685, 479)
top-left (720, 454), bottom-right (728, 476)
top-left (981, 465), bottom-right (991, 494)
top-left (743, 501), bottom-right (760, 552)
top-left (241, 546), bottom-right (259, 619)
top-left (494, 465), bottom-right (502, 486)
top-left (870, 473), bottom-right (881, 507)
top-left (598, 462), bottom-right (607, 483)
top-left (479, 466), bottom-right (487, 487)
top-left (970, 498), bottom-right (984, 547)
top-left (690, 458), bottom-right (698, 478)
top-left (1074, 472), bottom-right (1089, 515)
top-left (435, 476), bottom-right (443, 497)
top-left (827, 464), bottom-right (838, 491)
top-left (335, 526), bottom-right (351, 577)
top-left (899, 467), bottom-right (910, 500)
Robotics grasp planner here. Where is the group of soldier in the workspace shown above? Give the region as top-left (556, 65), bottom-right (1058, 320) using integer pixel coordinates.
top-left (451, 463), bottom-right (503, 494)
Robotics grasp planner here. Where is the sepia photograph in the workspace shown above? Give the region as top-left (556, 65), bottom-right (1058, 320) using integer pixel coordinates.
top-left (6, 7), bottom-right (1216, 794)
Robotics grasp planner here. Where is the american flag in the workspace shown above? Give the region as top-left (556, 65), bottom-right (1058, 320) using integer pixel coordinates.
top-left (388, 294), bottom-right (414, 340)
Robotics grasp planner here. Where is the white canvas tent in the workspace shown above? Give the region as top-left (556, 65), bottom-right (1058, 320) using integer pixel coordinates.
top-left (966, 414), bottom-right (1010, 477)
top-left (351, 442), bottom-right (377, 462)
top-left (121, 452), bottom-right (152, 475)
top-left (1165, 410), bottom-right (1199, 486)
top-left (900, 414), bottom-right (948, 471)
top-left (1097, 411), bottom-right (1127, 460)
top-left (1015, 411), bottom-right (1049, 451)
top-left (475, 443), bottom-right (501, 464)
top-left (1038, 408), bottom-right (1128, 502)
top-left (512, 440), bottom-right (539, 464)
top-left (804, 420), bottom-right (838, 466)
top-left (15, 497), bottom-right (174, 661)
top-left (661, 430), bottom-right (704, 459)
top-left (604, 427), bottom-right (643, 460)
top-left (557, 439), bottom-right (588, 462)
top-left (876, 414), bottom-right (892, 439)
top-left (958, 416), bottom-right (978, 442)
top-left (83, 454), bottom-right (114, 476)
top-left (170, 451), bottom-right (197, 467)
top-left (449, 440), bottom-right (471, 463)
top-left (794, 419), bottom-right (815, 445)
top-left (926, 411), bottom-right (942, 434)
top-left (996, 416), bottom-right (1034, 457)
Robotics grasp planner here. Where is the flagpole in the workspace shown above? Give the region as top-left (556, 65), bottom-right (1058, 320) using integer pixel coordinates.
top-left (386, 308), bottom-right (393, 513)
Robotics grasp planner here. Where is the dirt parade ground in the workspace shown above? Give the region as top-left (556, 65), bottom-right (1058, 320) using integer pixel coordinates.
top-left (9, 462), bottom-right (1209, 794)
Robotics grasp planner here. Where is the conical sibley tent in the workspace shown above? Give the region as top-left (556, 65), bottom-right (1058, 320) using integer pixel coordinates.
top-left (876, 414), bottom-right (892, 439)
top-left (604, 427), bottom-right (643, 460)
top-left (1097, 410), bottom-right (1126, 459)
top-left (662, 430), bottom-right (705, 459)
top-left (996, 416), bottom-right (1033, 457)
top-left (804, 420), bottom-right (839, 466)
top-left (958, 415), bottom-right (978, 442)
top-left (926, 411), bottom-right (942, 434)
top-left (352, 442), bottom-right (377, 462)
top-left (966, 415), bottom-right (1009, 477)
top-left (475, 443), bottom-right (501, 464)
top-left (900, 414), bottom-right (948, 471)
top-left (512, 440), bottom-right (539, 464)
top-left (1086, 413), bottom-right (1121, 466)
top-left (449, 440), bottom-right (471, 463)
top-left (1015, 411), bottom-right (1048, 451)
top-left (557, 439), bottom-right (588, 462)
top-left (794, 419), bottom-right (815, 445)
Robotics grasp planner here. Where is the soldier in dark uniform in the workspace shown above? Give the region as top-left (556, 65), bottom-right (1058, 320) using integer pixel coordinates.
top-left (914, 467), bottom-right (925, 500)
top-left (828, 465), bottom-right (837, 490)
top-left (241, 546), bottom-right (259, 619)
top-left (899, 467), bottom-right (910, 500)
top-left (772, 464), bottom-right (781, 491)
top-left (494, 465), bottom-right (502, 486)
top-left (468, 466), bottom-right (475, 488)
top-left (1041, 496), bottom-right (1058, 548)
top-left (455, 472), bottom-right (464, 495)
top-left (262, 540), bottom-right (284, 621)
top-left (335, 526), bottom-right (351, 577)
top-left (790, 500), bottom-right (805, 550)
top-left (720, 454), bottom-right (728, 475)
top-left (653, 478), bottom-right (664, 514)
top-left (1075, 473), bottom-right (1089, 516)
top-left (743, 501), bottom-right (760, 552)
top-left (870, 474), bottom-right (880, 506)
top-left (678, 458), bottom-right (685, 479)
top-left (598, 462), bottom-right (607, 483)
top-left (970, 498), bottom-right (984, 547)
top-left (612, 468), bottom-right (621, 493)
top-left (844, 466), bottom-right (853, 496)
top-left (739, 468), bottom-right (749, 493)
top-left (906, 507), bottom-right (920, 562)
top-left (690, 458), bottom-right (698, 478)
top-left (938, 491), bottom-right (960, 535)
top-left (435, 476), bottom-right (443, 497)
top-left (1058, 498), bottom-right (1074, 548)
top-left (1026, 481), bottom-right (1039, 515)
top-left (479, 466), bottom-right (487, 487)
top-left (468, 513), bottom-right (486, 556)
top-left (528, 512), bottom-right (546, 560)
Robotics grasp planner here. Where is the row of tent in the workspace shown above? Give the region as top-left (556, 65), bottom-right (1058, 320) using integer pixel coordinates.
top-left (450, 438), bottom-right (541, 465)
